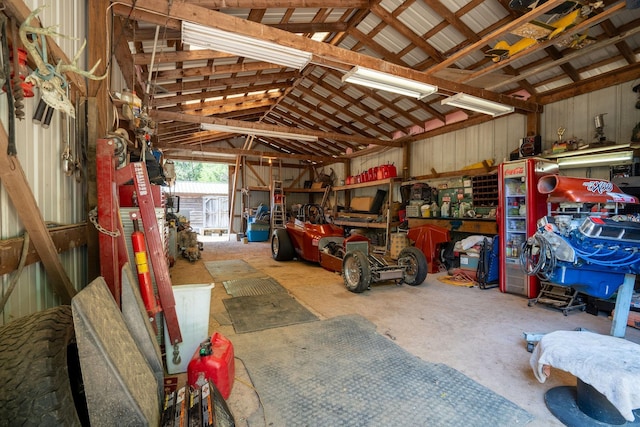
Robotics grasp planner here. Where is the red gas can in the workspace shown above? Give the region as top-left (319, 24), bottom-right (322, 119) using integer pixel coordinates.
top-left (187, 332), bottom-right (235, 399)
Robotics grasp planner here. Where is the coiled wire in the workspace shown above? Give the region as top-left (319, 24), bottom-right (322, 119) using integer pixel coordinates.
top-left (520, 234), bottom-right (556, 280)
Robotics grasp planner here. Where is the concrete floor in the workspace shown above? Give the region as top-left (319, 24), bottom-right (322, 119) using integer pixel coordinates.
top-left (169, 236), bottom-right (640, 426)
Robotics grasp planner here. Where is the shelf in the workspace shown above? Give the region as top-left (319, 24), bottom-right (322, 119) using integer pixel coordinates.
top-left (541, 142), bottom-right (639, 160)
top-left (332, 177), bottom-right (401, 250)
top-left (284, 187), bottom-right (328, 193)
top-left (407, 217), bottom-right (497, 235)
top-left (247, 186), bottom-right (328, 193)
top-left (333, 220), bottom-right (394, 229)
top-left (333, 177), bottom-right (400, 191)
top-left (472, 174), bottom-right (499, 208)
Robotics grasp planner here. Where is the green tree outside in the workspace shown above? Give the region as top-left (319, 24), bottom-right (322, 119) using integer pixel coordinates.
top-left (173, 161), bottom-right (228, 182)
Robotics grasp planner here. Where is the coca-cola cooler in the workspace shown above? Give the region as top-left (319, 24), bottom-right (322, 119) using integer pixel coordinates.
top-left (498, 158), bottom-right (558, 298)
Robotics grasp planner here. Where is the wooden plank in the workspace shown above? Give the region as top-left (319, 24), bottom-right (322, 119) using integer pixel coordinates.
top-left (0, 224), bottom-right (88, 276)
top-left (0, 123), bottom-right (77, 303)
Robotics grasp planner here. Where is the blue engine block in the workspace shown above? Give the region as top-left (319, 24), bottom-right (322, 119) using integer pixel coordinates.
top-left (526, 216), bottom-right (640, 299)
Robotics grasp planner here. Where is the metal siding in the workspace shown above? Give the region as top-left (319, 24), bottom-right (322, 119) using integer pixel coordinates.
top-left (0, 0), bottom-right (86, 325)
top-left (409, 114), bottom-right (526, 177)
top-left (540, 84), bottom-right (640, 154)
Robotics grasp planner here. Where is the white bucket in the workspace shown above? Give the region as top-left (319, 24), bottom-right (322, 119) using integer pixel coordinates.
top-left (164, 283), bottom-right (214, 374)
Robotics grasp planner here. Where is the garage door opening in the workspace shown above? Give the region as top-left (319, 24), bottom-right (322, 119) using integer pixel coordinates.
top-left (168, 161), bottom-right (229, 239)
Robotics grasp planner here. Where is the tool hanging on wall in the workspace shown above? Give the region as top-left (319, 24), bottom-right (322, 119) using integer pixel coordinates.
top-left (0, 14), bottom-right (17, 156)
top-left (19, 5), bottom-right (107, 121)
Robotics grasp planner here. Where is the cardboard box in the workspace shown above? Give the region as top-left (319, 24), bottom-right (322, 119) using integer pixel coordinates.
top-left (626, 311), bottom-right (640, 330)
top-left (350, 197), bottom-right (374, 212)
top-left (460, 253), bottom-right (479, 271)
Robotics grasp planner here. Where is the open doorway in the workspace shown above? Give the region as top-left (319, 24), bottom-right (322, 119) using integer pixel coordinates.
top-left (169, 161), bottom-right (229, 236)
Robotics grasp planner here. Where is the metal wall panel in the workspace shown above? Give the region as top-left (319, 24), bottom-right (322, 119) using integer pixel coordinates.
top-left (0, 0), bottom-right (87, 325)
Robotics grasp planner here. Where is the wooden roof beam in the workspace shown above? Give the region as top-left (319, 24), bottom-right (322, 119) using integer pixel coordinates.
top-left (293, 85), bottom-right (393, 139)
top-left (281, 93), bottom-right (379, 141)
top-left (370, 3), bottom-right (445, 63)
top-left (151, 110), bottom-right (402, 147)
top-left (462, 2), bottom-right (627, 86)
top-left (118, 0), bottom-right (540, 112)
top-left (153, 82), bottom-right (292, 107)
top-left (156, 141), bottom-right (338, 163)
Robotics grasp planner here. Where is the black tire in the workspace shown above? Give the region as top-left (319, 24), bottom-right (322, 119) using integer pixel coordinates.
top-left (271, 228), bottom-right (294, 261)
top-left (343, 250), bottom-right (371, 293)
top-left (398, 246), bottom-right (428, 286)
top-left (0, 305), bottom-right (86, 426)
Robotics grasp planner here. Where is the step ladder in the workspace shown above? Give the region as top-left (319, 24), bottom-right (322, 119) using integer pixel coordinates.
top-left (271, 180), bottom-right (286, 229)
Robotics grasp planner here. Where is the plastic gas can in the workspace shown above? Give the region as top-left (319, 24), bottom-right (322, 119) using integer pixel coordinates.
top-left (187, 332), bottom-right (235, 399)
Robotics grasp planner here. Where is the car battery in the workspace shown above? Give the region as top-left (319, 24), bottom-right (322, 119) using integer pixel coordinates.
top-left (187, 332), bottom-right (235, 400)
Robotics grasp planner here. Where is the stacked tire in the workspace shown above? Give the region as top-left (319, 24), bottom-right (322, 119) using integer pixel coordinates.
top-left (0, 306), bottom-right (86, 426)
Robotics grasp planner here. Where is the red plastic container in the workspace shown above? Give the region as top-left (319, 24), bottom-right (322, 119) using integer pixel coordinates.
top-left (187, 332), bottom-right (235, 399)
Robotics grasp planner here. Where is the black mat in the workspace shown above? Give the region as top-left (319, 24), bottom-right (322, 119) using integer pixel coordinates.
top-left (223, 277), bottom-right (285, 297)
top-left (222, 292), bottom-right (318, 334)
top-left (204, 260), bottom-right (267, 282)
top-left (231, 315), bottom-right (534, 426)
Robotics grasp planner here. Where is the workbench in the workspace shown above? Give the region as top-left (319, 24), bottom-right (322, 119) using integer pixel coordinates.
top-left (407, 217), bottom-right (497, 235)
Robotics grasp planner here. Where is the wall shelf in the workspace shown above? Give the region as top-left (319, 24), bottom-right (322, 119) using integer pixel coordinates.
top-left (332, 178), bottom-right (400, 250)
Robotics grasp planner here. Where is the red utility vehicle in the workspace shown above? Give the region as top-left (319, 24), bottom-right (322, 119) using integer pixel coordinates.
top-left (271, 204), bottom-right (428, 293)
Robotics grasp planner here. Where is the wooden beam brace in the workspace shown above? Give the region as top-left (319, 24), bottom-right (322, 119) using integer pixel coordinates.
top-left (0, 224), bottom-right (88, 276)
top-left (246, 162), bottom-right (269, 187)
top-left (151, 110), bottom-right (402, 147)
top-left (0, 123), bottom-right (76, 303)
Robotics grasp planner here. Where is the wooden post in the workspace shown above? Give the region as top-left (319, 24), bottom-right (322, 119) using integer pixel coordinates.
top-left (0, 123), bottom-right (76, 303)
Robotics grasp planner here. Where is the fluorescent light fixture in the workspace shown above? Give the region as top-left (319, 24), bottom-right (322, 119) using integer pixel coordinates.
top-left (201, 123), bottom-right (318, 142)
top-left (556, 150), bottom-right (634, 169)
top-left (182, 21), bottom-right (312, 70)
top-left (441, 93), bottom-right (514, 117)
top-left (342, 66), bottom-right (438, 99)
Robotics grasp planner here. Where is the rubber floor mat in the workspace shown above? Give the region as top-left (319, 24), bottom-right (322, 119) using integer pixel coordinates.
top-left (231, 314), bottom-right (534, 426)
top-left (204, 260), bottom-right (267, 283)
top-left (223, 277), bottom-right (285, 297)
top-left (223, 293), bottom-right (318, 334)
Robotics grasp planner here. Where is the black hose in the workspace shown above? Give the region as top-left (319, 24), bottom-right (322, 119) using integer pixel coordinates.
top-left (0, 15), bottom-right (16, 156)
top-left (520, 233), bottom-right (555, 279)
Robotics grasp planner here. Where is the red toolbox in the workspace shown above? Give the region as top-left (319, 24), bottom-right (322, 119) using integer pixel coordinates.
top-left (187, 332), bottom-right (235, 400)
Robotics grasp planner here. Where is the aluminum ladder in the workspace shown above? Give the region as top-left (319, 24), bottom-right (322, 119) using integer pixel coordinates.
top-left (271, 180), bottom-right (286, 229)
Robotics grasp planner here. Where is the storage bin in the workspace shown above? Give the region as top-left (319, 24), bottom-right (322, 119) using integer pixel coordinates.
top-left (247, 221), bottom-right (270, 242)
top-left (247, 229), bottom-right (269, 242)
top-left (460, 253), bottom-right (479, 271)
top-left (164, 283), bottom-right (214, 374)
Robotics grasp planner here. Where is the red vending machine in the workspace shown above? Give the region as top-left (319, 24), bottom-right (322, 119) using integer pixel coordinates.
top-left (498, 158), bottom-right (558, 298)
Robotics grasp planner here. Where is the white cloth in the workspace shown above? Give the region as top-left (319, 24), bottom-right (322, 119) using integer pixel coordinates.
top-left (530, 330), bottom-right (640, 421)
top-left (457, 235), bottom-right (486, 251)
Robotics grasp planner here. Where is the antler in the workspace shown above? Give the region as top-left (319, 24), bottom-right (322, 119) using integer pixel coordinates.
top-left (56, 39), bottom-right (107, 81)
top-left (19, 6), bottom-right (64, 78)
top-left (19, 5), bottom-right (107, 82)
top-left (19, 5), bottom-right (108, 118)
